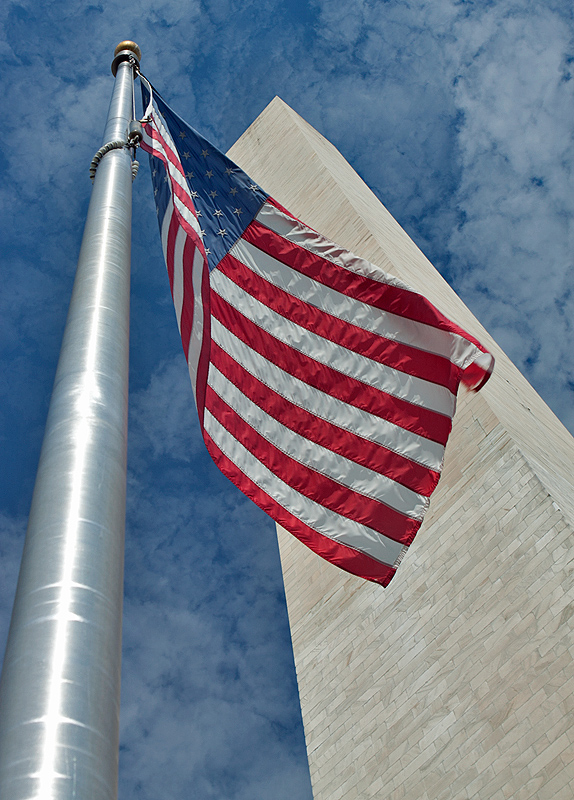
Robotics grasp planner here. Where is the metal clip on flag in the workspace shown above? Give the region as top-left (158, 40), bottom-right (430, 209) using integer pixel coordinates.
top-left (140, 80), bottom-right (494, 588)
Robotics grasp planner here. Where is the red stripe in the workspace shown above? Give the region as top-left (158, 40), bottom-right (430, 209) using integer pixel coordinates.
top-left (204, 432), bottom-right (398, 587)
top-left (211, 343), bottom-right (440, 496)
top-left (139, 137), bottom-right (155, 156)
top-left (205, 386), bottom-right (420, 544)
top-left (220, 253), bottom-right (460, 393)
top-left (142, 130), bottom-right (203, 244)
top-left (142, 129), bottom-right (193, 218)
top-left (209, 288), bottom-right (453, 445)
top-left (143, 126), bottom-right (211, 418)
top-left (245, 216), bottom-right (489, 352)
top-left (266, 196), bottom-right (309, 227)
top-left (461, 358), bottom-right (493, 391)
top-left (194, 264), bottom-right (211, 424)
top-left (171, 179), bottom-right (198, 220)
top-left (179, 237), bottom-right (197, 359)
top-left (143, 123), bottom-right (186, 179)
top-left (165, 211), bottom-right (178, 294)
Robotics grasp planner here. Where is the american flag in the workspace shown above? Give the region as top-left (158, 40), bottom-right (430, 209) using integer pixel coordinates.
top-left (140, 83), bottom-right (494, 587)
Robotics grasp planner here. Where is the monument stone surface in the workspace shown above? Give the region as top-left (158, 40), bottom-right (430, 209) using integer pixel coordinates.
top-left (228, 98), bottom-right (574, 800)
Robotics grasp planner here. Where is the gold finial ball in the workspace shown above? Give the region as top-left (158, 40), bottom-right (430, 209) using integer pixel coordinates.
top-left (114, 41), bottom-right (142, 61)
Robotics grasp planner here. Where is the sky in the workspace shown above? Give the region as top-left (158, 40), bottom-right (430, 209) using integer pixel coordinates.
top-left (0, 0), bottom-right (573, 798)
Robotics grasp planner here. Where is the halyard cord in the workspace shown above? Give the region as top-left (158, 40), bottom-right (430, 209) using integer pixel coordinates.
top-left (136, 69), bottom-right (155, 123)
top-left (89, 140), bottom-right (139, 183)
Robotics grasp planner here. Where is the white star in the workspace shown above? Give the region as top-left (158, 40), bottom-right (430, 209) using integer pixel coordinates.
top-left (179, 132), bottom-right (186, 139)
top-left (233, 208), bottom-right (243, 216)
top-left (200, 228), bottom-right (206, 237)
top-left (205, 170), bottom-right (214, 178)
top-left (152, 169), bottom-right (157, 177)
top-left (201, 149), bottom-right (209, 158)
top-left (225, 167), bottom-right (234, 175)
top-left (216, 229), bottom-right (227, 237)
top-left (248, 183), bottom-right (259, 192)
top-left (213, 209), bottom-right (224, 217)
top-left (186, 171), bottom-right (194, 179)
top-left (190, 190), bottom-right (199, 198)
top-left (164, 175), bottom-right (169, 183)
top-left (229, 187), bottom-right (238, 196)
top-left (209, 190), bottom-right (218, 199)
top-left (182, 152), bottom-right (191, 160)
top-left (154, 187), bottom-right (158, 196)
top-left (196, 210), bottom-right (202, 217)
top-left (205, 248), bottom-right (211, 255)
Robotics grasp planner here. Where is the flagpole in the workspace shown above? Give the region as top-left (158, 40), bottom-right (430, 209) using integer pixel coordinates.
top-left (0, 41), bottom-right (140, 800)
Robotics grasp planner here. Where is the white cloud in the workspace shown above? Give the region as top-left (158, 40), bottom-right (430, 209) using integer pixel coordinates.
top-left (303, 0), bottom-right (574, 430)
top-left (120, 353), bottom-right (312, 797)
top-left (129, 356), bottom-right (204, 462)
top-left (1, 0), bottom-right (573, 796)
top-left (447, 3), bottom-right (574, 428)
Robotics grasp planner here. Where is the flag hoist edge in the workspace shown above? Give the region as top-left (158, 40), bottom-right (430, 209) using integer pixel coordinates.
top-left (140, 82), bottom-right (494, 587)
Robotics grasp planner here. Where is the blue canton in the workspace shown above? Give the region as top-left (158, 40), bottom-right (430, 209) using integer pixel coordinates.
top-left (142, 85), bottom-right (269, 272)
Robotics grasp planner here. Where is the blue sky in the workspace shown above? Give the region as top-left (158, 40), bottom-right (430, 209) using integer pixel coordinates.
top-left (1, 1), bottom-right (573, 797)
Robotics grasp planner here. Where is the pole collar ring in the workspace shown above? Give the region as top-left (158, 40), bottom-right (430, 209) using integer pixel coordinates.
top-left (111, 48), bottom-right (140, 77)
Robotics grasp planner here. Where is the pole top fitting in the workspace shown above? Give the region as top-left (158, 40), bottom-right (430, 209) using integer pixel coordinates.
top-left (111, 41), bottom-right (141, 76)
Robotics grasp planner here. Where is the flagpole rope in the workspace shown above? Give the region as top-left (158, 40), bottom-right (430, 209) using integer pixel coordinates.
top-left (89, 140), bottom-right (129, 182)
top-left (135, 69), bottom-right (154, 122)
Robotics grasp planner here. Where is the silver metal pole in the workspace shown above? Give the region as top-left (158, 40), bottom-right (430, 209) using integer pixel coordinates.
top-left (0, 41), bottom-right (141, 800)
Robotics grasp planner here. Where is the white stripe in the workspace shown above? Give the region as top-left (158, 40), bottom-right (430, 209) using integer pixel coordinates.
top-left (147, 115), bottom-right (208, 402)
top-left (256, 202), bottom-right (412, 290)
top-left (147, 127), bottom-right (194, 219)
top-left (207, 365), bottom-right (427, 519)
top-left (157, 178), bottom-right (206, 400)
top-left (186, 246), bottom-right (207, 397)
top-left (210, 269), bottom-right (456, 417)
top-left (150, 109), bottom-right (189, 198)
top-left (173, 226), bottom-right (186, 327)
top-left (149, 128), bottom-right (200, 241)
top-left (232, 237), bottom-right (473, 370)
top-left (466, 351), bottom-right (494, 385)
top-left (160, 196), bottom-right (174, 261)
top-left (204, 410), bottom-right (407, 568)
top-left (210, 317), bottom-right (444, 470)
top-left (173, 193), bottom-right (202, 239)
top-left (256, 202), bottom-right (482, 369)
